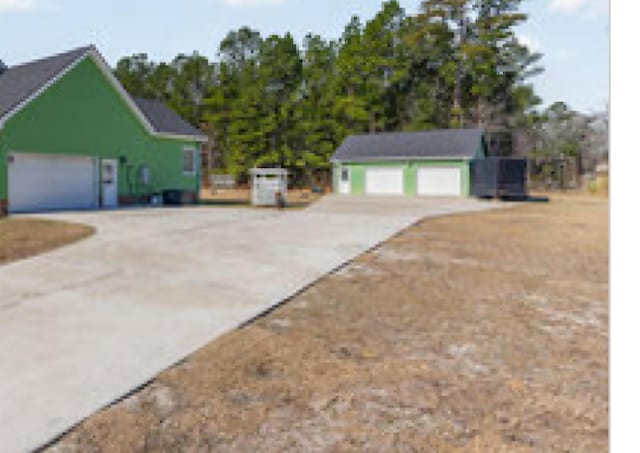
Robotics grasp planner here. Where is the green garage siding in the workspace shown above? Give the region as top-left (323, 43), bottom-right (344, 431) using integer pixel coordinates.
top-left (0, 57), bottom-right (198, 201)
top-left (333, 160), bottom-right (471, 196)
top-left (331, 128), bottom-right (487, 198)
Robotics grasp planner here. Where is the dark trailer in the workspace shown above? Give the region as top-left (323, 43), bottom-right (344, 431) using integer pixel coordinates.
top-left (471, 157), bottom-right (528, 199)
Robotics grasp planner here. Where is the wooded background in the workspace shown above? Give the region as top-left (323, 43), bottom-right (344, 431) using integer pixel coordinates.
top-left (113, 0), bottom-right (608, 187)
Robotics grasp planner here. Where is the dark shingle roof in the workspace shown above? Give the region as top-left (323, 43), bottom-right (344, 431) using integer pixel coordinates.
top-left (0, 46), bottom-right (93, 122)
top-left (133, 97), bottom-right (204, 138)
top-left (0, 46), bottom-right (205, 140)
top-left (331, 128), bottom-right (485, 162)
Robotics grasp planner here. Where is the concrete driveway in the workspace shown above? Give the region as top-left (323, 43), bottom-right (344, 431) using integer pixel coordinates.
top-left (0, 195), bottom-right (501, 452)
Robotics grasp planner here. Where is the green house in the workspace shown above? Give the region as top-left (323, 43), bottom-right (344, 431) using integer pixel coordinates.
top-left (0, 46), bottom-right (207, 215)
top-left (331, 128), bottom-right (487, 197)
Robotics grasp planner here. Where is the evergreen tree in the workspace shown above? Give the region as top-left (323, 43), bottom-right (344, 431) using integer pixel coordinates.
top-left (113, 0), bottom-right (547, 183)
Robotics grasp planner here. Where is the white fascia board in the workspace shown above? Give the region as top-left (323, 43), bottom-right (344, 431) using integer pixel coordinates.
top-left (333, 156), bottom-right (471, 163)
top-left (0, 52), bottom-right (89, 129)
top-left (86, 48), bottom-right (156, 135)
top-left (0, 46), bottom-right (206, 143)
top-left (154, 132), bottom-right (208, 143)
top-left (0, 47), bottom-right (156, 135)
top-left (85, 50), bottom-right (207, 142)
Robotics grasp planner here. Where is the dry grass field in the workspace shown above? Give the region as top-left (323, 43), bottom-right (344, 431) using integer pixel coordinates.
top-left (199, 187), bottom-right (324, 207)
top-left (0, 218), bottom-right (94, 266)
top-left (49, 196), bottom-right (608, 452)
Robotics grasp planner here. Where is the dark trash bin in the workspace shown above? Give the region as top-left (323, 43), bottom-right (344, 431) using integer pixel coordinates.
top-left (162, 190), bottom-right (197, 206)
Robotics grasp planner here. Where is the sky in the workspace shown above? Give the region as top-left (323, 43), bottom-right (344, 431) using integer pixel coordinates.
top-left (0, 0), bottom-right (609, 114)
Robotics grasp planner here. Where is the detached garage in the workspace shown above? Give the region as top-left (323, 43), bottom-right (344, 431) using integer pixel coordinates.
top-left (331, 128), bottom-right (487, 197)
top-left (0, 45), bottom-right (207, 215)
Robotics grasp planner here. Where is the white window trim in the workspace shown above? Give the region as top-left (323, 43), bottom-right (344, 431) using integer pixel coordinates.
top-left (182, 147), bottom-right (197, 175)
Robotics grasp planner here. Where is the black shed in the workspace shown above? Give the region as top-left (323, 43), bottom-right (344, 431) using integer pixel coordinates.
top-left (471, 157), bottom-right (528, 199)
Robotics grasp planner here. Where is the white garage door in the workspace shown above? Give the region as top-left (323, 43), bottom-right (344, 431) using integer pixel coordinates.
top-left (417, 167), bottom-right (462, 196)
top-left (8, 153), bottom-right (98, 213)
top-left (365, 168), bottom-right (404, 195)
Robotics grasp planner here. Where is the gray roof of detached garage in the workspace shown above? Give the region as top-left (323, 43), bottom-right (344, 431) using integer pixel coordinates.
top-left (331, 128), bottom-right (485, 162)
top-left (0, 46), bottom-right (92, 122)
top-left (133, 98), bottom-right (203, 138)
top-left (0, 45), bottom-right (205, 140)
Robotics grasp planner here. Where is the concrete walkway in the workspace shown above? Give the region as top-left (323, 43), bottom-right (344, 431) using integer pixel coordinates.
top-left (0, 196), bottom-right (501, 452)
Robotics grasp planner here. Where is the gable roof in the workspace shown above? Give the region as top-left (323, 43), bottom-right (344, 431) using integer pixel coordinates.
top-left (0, 46), bottom-right (93, 123)
top-left (133, 98), bottom-right (204, 138)
top-left (331, 128), bottom-right (485, 162)
top-left (0, 45), bottom-right (206, 142)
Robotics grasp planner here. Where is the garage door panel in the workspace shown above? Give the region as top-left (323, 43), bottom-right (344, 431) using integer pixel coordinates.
top-left (365, 168), bottom-right (404, 195)
top-left (8, 153), bottom-right (97, 213)
top-left (417, 167), bottom-right (462, 196)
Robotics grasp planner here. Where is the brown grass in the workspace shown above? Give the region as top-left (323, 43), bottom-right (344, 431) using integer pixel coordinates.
top-left (50, 196), bottom-right (608, 452)
top-left (0, 218), bottom-right (94, 266)
top-left (200, 188), bottom-right (324, 207)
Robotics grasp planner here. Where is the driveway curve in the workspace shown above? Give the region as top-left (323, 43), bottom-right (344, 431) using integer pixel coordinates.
top-left (0, 195), bottom-right (501, 452)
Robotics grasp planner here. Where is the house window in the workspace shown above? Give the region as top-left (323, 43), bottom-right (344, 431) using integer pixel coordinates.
top-left (341, 168), bottom-right (349, 182)
top-left (103, 162), bottom-right (115, 184)
top-left (183, 148), bottom-right (196, 174)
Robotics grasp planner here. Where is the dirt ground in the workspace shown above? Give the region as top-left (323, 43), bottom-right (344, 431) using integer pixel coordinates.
top-left (0, 218), bottom-right (94, 266)
top-left (48, 196), bottom-right (608, 452)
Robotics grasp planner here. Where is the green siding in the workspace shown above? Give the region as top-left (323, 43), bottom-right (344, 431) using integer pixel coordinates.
top-left (333, 159), bottom-right (472, 196)
top-left (404, 164), bottom-right (417, 196)
top-left (0, 57), bottom-right (198, 201)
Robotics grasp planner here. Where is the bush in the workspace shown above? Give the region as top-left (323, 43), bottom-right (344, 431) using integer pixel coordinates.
top-left (586, 175), bottom-right (608, 196)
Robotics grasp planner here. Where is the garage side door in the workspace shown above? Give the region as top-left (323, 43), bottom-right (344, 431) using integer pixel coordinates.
top-left (417, 167), bottom-right (462, 196)
top-left (365, 168), bottom-right (404, 195)
top-left (8, 153), bottom-right (98, 213)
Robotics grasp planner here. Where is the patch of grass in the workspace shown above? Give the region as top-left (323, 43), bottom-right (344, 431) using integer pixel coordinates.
top-left (198, 200), bottom-right (313, 211)
top-left (198, 190), bottom-right (323, 210)
top-left (50, 198), bottom-right (608, 452)
top-left (0, 218), bottom-right (95, 266)
top-left (198, 199), bottom-right (252, 208)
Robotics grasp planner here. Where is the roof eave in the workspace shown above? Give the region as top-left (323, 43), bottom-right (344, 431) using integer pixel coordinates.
top-left (0, 47), bottom-right (159, 137)
top-left (331, 155), bottom-right (474, 163)
top-left (0, 49), bottom-right (91, 129)
top-left (154, 132), bottom-right (208, 143)
top-left (0, 47), bottom-right (205, 143)
top-left (86, 48), bottom-right (156, 135)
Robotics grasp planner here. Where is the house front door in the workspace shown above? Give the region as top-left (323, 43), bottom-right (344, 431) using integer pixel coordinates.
top-left (101, 159), bottom-right (118, 208)
top-left (339, 167), bottom-right (350, 194)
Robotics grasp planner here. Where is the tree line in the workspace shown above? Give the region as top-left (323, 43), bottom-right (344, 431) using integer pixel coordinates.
top-left (113, 0), bottom-right (606, 186)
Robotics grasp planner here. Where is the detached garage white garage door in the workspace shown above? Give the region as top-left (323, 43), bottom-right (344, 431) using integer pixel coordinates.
top-left (8, 153), bottom-right (98, 213)
top-left (365, 168), bottom-right (404, 195)
top-left (417, 167), bottom-right (462, 196)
